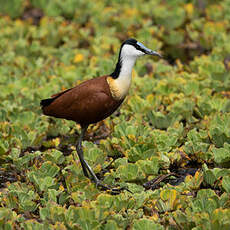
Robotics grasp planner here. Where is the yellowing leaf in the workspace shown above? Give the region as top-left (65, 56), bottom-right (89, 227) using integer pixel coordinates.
top-left (124, 8), bottom-right (138, 17)
top-left (89, 56), bottom-right (97, 68)
top-left (59, 185), bottom-right (64, 192)
top-left (127, 134), bottom-right (136, 141)
top-left (146, 94), bottom-right (154, 103)
top-left (48, 75), bottom-right (57, 79)
top-left (74, 54), bottom-right (84, 63)
top-left (93, 164), bottom-right (102, 173)
top-left (132, 69), bottom-right (138, 78)
top-left (185, 3), bottom-right (193, 16)
top-left (176, 59), bottom-right (184, 71)
top-left (104, 7), bottom-right (113, 13)
top-left (169, 190), bottom-right (177, 209)
top-left (15, 19), bottom-right (23, 26)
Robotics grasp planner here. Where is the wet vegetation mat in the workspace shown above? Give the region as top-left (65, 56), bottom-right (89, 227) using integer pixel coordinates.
top-left (1, 0), bottom-right (230, 229)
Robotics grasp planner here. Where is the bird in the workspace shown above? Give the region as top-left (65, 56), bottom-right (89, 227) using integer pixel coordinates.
top-left (41, 38), bottom-right (161, 190)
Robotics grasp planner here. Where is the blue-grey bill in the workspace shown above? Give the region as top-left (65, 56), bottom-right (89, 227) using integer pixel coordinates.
top-left (137, 41), bottom-right (162, 58)
top-left (148, 50), bottom-right (162, 58)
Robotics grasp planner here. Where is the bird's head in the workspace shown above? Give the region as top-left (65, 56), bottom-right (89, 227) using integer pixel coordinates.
top-left (120, 38), bottom-right (162, 59)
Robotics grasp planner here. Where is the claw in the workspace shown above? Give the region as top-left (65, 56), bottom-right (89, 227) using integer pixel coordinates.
top-left (95, 180), bottom-right (111, 190)
top-left (95, 180), bottom-right (132, 195)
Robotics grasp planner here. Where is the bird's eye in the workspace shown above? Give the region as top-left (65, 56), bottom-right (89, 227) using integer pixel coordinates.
top-left (135, 44), bottom-right (141, 50)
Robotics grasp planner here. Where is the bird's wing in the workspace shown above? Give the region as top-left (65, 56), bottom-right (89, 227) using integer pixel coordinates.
top-left (51, 87), bottom-right (73, 98)
top-left (43, 86), bottom-right (122, 124)
top-left (66, 90), bottom-right (122, 124)
top-left (40, 88), bottom-right (73, 107)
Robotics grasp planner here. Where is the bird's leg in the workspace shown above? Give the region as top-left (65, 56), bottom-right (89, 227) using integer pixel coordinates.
top-left (76, 125), bottom-right (89, 177)
top-left (76, 125), bottom-right (101, 183)
top-left (76, 125), bottom-right (132, 194)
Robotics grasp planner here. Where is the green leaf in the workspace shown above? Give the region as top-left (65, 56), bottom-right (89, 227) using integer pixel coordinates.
top-left (0, 140), bottom-right (7, 155)
top-left (212, 143), bottom-right (230, 165)
top-left (133, 218), bottom-right (164, 230)
top-left (0, 0), bottom-right (24, 18)
top-left (44, 149), bottom-right (65, 164)
top-left (116, 163), bottom-right (145, 181)
top-left (104, 220), bottom-right (121, 230)
top-left (209, 114), bottom-right (230, 148)
top-left (192, 189), bottom-right (219, 215)
top-left (136, 157), bottom-right (159, 176)
top-left (222, 176), bottom-right (230, 193)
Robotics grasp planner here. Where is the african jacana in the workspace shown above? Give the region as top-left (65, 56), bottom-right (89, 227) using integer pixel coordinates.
top-left (41, 38), bottom-right (161, 190)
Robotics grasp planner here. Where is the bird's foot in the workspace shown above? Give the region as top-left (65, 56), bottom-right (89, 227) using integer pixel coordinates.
top-left (95, 180), bottom-right (132, 195)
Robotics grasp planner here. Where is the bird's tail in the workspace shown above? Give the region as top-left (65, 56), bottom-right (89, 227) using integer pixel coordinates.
top-left (40, 87), bottom-right (72, 109)
top-left (40, 98), bottom-right (56, 107)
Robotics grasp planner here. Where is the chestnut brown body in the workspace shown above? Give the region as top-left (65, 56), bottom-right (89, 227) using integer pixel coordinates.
top-left (41, 76), bottom-right (124, 126)
top-left (40, 38), bottom-right (161, 190)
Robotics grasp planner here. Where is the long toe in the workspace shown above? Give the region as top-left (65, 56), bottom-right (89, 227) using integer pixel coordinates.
top-left (95, 180), bottom-right (111, 190)
top-left (95, 181), bottom-right (132, 195)
top-left (110, 186), bottom-right (133, 195)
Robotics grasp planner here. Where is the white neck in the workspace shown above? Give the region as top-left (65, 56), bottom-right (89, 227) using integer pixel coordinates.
top-left (116, 55), bottom-right (136, 83)
top-left (108, 44), bottom-right (144, 100)
top-left (112, 55), bottom-right (137, 99)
